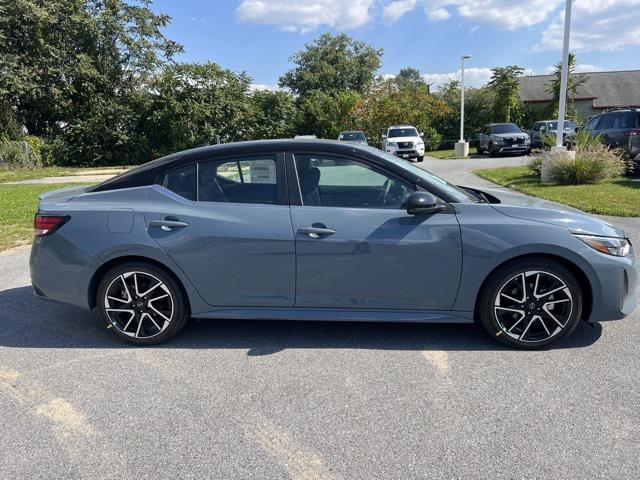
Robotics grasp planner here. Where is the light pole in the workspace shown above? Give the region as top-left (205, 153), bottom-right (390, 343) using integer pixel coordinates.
top-left (555, 0), bottom-right (573, 149)
top-left (456, 55), bottom-right (472, 158)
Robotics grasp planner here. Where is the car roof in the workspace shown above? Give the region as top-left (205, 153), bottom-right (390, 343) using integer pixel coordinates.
top-left (388, 125), bottom-right (416, 129)
top-left (339, 130), bottom-right (364, 133)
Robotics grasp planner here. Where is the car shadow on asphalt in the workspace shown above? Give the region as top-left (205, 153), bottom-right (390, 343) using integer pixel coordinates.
top-left (0, 286), bottom-right (602, 353)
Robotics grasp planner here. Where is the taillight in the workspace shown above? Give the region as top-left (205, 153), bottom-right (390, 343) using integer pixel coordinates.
top-left (34, 215), bottom-right (69, 236)
top-left (623, 128), bottom-right (640, 136)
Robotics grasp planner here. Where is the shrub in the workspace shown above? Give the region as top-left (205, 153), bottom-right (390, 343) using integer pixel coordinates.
top-left (527, 155), bottom-right (543, 176)
top-left (0, 137), bottom-right (43, 169)
top-left (549, 142), bottom-right (625, 185)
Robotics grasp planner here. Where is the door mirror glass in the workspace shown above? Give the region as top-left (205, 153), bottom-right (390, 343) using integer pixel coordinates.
top-left (381, 134), bottom-right (387, 139)
top-left (540, 126), bottom-right (547, 133)
top-left (404, 191), bottom-right (443, 215)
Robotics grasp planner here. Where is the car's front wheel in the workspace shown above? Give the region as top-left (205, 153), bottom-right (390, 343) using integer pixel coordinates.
top-left (97, 262), bottom-right (190, 345)
top-left (479, 258), bottom-right (583, 349)
top-left (417, 155), bottom-right (424, 162)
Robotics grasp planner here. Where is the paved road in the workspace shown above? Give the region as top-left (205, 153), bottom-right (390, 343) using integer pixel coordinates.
top-left (1, 158), bottom-right (639, 479)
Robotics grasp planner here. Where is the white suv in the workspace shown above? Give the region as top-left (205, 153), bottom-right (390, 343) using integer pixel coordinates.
top-left (382, 125), bottom-right (425, 162)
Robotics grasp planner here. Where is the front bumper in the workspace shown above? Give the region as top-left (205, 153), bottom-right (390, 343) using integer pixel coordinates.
top-left (386, 149), bottom-right (423, 159)
top-left (586, 247), bottom-right (638, 322)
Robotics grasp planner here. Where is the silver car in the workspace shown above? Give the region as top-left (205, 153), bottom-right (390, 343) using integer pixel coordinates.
top-left (478, 123), bottom-right (531, 156)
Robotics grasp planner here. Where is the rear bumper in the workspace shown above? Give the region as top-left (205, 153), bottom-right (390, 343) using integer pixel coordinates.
top-left (30, 234), bottom-right (96, 309)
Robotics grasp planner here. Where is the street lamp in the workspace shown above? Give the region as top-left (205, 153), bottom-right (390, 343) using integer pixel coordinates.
top-left (555, 0), bottom-right (573, 150)
top-left (455, 55), bottom-right (472, 158)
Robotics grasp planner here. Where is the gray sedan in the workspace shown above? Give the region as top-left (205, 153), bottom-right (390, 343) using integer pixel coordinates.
top-left (30, 140), bottom-right (636, 348)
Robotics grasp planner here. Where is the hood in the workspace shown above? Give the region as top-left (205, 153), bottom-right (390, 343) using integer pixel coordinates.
top-left (388, 136), bottom-right (420, 144)
top-left (493, 132), bottom-right (528, 139)
top-left (478, 187), bottom-right (626, 238)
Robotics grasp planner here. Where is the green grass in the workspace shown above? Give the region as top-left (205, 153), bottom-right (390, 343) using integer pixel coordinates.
top-left (427, 147), bottom-right (478, 159)
top-left (0, 183), bottom-right (86, 251)
top-left (475, 166), bottom-right (640, 217)
top-left (0, 166), bottom-right (128, 183)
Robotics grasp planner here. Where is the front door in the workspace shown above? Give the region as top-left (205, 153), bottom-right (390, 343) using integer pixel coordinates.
top-left (289, 153), bottom-right (462, 311)
top-left (145, 153), bottom-right (295, 307)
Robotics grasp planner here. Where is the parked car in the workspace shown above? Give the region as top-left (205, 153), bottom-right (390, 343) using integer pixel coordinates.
top-left (571, 109), bottom-right (640, 166)
top-left (478, 123), bottom-right (531, 156)
top-left (31, 140), bottom-right (636, 349)
top-left (338, 130), bottom-right (368, 145)
top-left (525, 120), bottom-right (577, 149)
top-left (382, 125), bottom-right (425, 162)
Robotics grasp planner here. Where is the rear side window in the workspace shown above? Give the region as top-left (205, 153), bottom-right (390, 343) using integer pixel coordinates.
top-left (163, 164), bottom-right (196, 200)
top-left (597, 114), bottom-right (615, 130)
top-left (198, 156), bottom-right (278, 204)
top-left (614, 112), bottom-right (639, 129)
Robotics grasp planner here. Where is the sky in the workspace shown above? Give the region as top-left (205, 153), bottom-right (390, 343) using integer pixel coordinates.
top-left (153, 0), bottom-right (640, 90)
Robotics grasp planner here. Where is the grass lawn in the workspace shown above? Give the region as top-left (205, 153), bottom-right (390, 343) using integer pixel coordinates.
top-left (475, 166), bottom-right (640, 217)
top-left (0, 183), bottom-right (85, 251)
top-left (427, 147), bottom-right (478, 159)
top-left (0, 166), bottom-right (128, 183)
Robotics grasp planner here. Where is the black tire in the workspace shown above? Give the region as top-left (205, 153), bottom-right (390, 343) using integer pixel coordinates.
top-left (477, 145), bottom-right (484, 155)
top-left (488, 142), bottom-right (497, 157)
top-left (97, 262), bottom-right (190, 345)
top-left (479, 258), bottom-right (583, 349)
top-left (417, 155), bottom-right (424, 162)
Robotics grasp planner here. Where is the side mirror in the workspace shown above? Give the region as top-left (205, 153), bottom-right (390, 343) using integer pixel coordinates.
top-left (575, 127), bottom-right (580, 133)
top-left (419, 132), bottom-right (425, 137)
top-left (540, 126), bottom-right (547, 133)
top-left (404, 192), bottom-right (444, 215)
top-left (381, 134), bottom-right (387, 139)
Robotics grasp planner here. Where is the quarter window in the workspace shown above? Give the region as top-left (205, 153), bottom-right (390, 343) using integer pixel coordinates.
top-left (294, 154), bottom-right (414, 209)
top-left (198, 156), bottom-right (278, 204)
top-left (162, 164), bottom-right (196, 201)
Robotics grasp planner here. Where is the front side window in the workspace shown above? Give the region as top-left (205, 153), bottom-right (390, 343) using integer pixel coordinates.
top-left (585, 116), bottom-right (601, 131)
top-left (199, 156), bottom-right (278, 204)
top-left (597, 114), bottom-right (615, 130)
top-left (294, 154), bottom-right (414, 209)
top-left (163, 164), bottom-right (196, 200)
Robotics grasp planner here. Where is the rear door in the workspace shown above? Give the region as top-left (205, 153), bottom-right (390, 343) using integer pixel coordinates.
top-left (288, 152), bottom-right (462, 311)
top-left (145, 152), bottom-right (295, 307)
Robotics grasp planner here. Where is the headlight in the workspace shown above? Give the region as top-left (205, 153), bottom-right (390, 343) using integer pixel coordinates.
top-left (415, 142), bottom-right (424, 149)
top-left (492, 136), bottom-right (504, 144)
top-left (387, 142), bottom-right (398, 148)
top-left (574, 234), bottom-right (631, 257)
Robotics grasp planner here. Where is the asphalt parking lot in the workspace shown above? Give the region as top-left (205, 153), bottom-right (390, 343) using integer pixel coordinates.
top-left (1, 159), bottom-right (639, 479)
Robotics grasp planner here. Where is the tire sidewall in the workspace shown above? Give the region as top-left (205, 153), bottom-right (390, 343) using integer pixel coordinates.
top-left (97, 262), bottom-right (189, 345)
top-left (479, 259), bottom-right (583, 349)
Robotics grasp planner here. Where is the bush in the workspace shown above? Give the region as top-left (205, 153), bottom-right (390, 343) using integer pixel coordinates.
top-left (527, 155), bottom-right (543, 176)
top-left (0, 137), bottom-right (43, 169)
top-left (549, 143), bottom-right (625, 185)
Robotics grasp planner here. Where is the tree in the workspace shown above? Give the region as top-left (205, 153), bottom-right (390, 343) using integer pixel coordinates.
top-left (0, 0), bottom-right (182, 164)
top-left (435, 79), bottom-right (494, 145)
top-left (248, 90), bottom-right (297, 140)
top-left (395, 68), bottom-right (427, 90)
top-left (487, 66), bottom-right (525, 124)
top-left (279, 33), bottom-right (382, 98)
top-left (547, 53), bottom-right (587, 121)
top-left (355, 78), bottom-right (450, 149)
top-left (295, 90), bottom-right (361, 139)
top-left (144, 63), bottom-right (253, 158)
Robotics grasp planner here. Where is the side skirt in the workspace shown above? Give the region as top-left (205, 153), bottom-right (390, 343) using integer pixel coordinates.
top-left (193, 308), bottom-right (475, 324)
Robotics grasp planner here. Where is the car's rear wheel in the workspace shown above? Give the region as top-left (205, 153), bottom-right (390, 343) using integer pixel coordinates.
top-left (97, 262), bottom-right (190, 345)
top-left (479, 258), bottom-right (583, 349)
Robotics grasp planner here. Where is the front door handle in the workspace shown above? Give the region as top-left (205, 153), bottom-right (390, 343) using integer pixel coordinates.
top-left (297, 226), bottom-right (336, 239)
top-left (149, 217), bottom-right (189, 231)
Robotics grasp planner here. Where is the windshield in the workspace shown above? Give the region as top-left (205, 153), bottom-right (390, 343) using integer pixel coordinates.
top-left (547, 121), bottom-right (575, 130)
top-left (360, 146), bottom-right (478, 203)
top-left (492, 124), bottom-right (521, 134)
top-left (388, 128), bottom-right (418, 138)
top-left (339, 131), bottom-right (366, 141)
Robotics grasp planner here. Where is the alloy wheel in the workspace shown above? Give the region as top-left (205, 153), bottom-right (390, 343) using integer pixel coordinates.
top-left (493, 270), bottom-right (573, 343)
top-left (104, 271), bottom-right (174, 339)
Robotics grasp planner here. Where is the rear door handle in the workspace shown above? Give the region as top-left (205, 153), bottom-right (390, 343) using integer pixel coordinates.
top-left (297, 226), bottom-right (336, 239)
top-left (149, 218), bottom-right (189, 231)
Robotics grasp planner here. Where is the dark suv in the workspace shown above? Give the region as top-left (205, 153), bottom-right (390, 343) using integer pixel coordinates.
top-left (580, 109), bottom-right (640, 165)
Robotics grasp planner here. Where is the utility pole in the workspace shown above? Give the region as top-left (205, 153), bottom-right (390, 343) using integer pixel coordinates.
top-left (556, 0), bottom-right (573, 149)
top-left (455, 55), bottom-right (472, 158)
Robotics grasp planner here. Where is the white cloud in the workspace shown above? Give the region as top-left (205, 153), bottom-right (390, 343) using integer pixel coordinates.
top-left (382, 0), bottom-right (562, 30)
top-left (250, 83), bottom-right (282, 92)
top-left (423, 67), bottom-right (494, 89)
top-left (535, 0), bottom-right (640, 52)
top-left (236, 0), bottom-right (376, 33)
top-left (542, 63), bottom-right (604, 74)
top-left (383, 0), bottom-right (417, 24)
